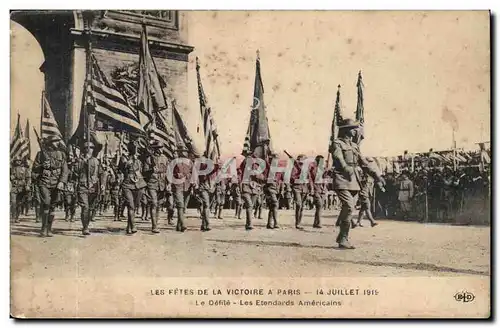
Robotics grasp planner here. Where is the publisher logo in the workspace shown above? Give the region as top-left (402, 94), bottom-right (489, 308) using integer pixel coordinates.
top-left (454, 291), bottom-right (475, 303)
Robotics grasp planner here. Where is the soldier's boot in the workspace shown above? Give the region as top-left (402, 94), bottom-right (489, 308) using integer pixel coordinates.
top-left (82, 211), bottom-right (91, 235)
top-left (176, 208), bottom-right (187, 232)
top-left (217, 206), bottom-right (223, 220)
top-left (245, 208), bottom-right (253, 230)
top-left (313, 206), bottom-right (322, 228)
top-left (70, 208), bottom-right (75, 223)
top-left (64, 209), bottom-right (70, 222)
top-left (46, 213), bottom-right (55, 237)
top-left (338, 220), bottom-right (355, 249)
top-left (39, 210), bottom-right (48, 237)
top-left (35, 205), bottom-right (41, 223)
top-left (237, 205), bottom-right (242, 219)
top-left (295, 206), bottom-right (303, 229)
top-left (151, 206), bottom-right (160, 233)
top-left (266, 208), bottom-right (274, 229)
top-left (167, 209), bottom-right (174, 226)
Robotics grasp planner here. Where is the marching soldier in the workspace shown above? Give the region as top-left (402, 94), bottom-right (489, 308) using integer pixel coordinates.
top-left (22, 158), bottom-right (32, 216)
top-left (291, 154), bottom-right (309, 230)
top-left (165, 180), bottom-right (175, 226)
top-left (171, 150), bottom-right (192, 232)
top-left (355, 159), bottom-right (379, 227)
top-left (311, 155), bottom-right (327, 229)
top-left (331, 118), bottom-right (385, 249)
top-left (10, 156), bottom-right (31, 223)
top-left (231, 179), bottom-right (243, 219)
top-left (253, 181), bottom-right (264, 220)
top-left (143, 140), bottom-right (168, 233)
top-left (108, 162), bottom-right (123, 222)
top-left (194, 157), bottom-right (214, 231)
top-left (74, 140), bottom-right (103, 235)
top-left (97, 159), bottom-right (113, 217)
top-left (240, 155), bottom-right (265, 230)
top-left (32, 139), bottom-right (69, 237)
top-left (64, 150), bottom-right (78, 222)
top-left (398, 171), bottom-right (414, 220)
top-left (213, 165), bottom-right (227, 220)
top-left (119, 142), bottom-right (147, 235)
top-left (264, 153), bottom-right (280, 229)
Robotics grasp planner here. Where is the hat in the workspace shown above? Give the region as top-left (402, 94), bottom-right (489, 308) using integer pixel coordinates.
top-left (338, 118), bottom-right (360, 129)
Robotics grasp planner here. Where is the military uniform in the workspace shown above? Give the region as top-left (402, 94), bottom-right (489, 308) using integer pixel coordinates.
top-left (240, 157), bottom-right (265, 230)
top-left (64, 158), bottom-right (78, 222)
top-left (119, 146), bottom-right (147, 234)
top-left (194, 160), bottom-right (213, 231)
top-left (143, 146), bottom-right (169, 233)
top-left (356, 171), bottom-right (378, 227)
top-left (264, 159), bottom-right (280, 229)
top-left (10, 159), bottom-right (31, 223)
top-left (108, 166), bottom-right (123, 221)
top-left (74, 147), bottom-right (103, 235)
top-left (231, 182), bottom-right (242, 219)
top-left (331, 119), bottom-right (384, 249)
top-left (172, 158), bottom-right (192, 232)
top-left (398, 175), bottom-right (414, 220)
top-left (311, 157), bottom-right (327, 228)
top-left (291, 156), bottom-right (309, 229)
top-left (253, 182), bottom-right (264, 220)
top-left (31, 143), bottom-right (69, 237)
top-left (214, 178), bottom-right (227, 219)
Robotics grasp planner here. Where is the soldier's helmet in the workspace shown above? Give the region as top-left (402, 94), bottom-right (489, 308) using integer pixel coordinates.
top-left (338, 118), bottom-right (360, 130)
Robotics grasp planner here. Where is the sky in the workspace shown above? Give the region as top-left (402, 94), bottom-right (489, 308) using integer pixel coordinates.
top-left (11, 11), bottom-right (490, 159)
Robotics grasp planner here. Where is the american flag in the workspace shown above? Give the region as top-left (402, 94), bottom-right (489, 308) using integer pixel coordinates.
top-left (41, 92), bottom-right (65, 149)
top-left (328, 85), bottom-right (344, 153)
top-left (196, 57), bottom-right (220, 160)
top-left (355, 71), bottom-right (364, 125)
top-left (10, 113), bottom-right (29, 161)
top-left (88, 54), bottom-right (144, 134)
top-left (151, 109), bottom-right (176, 159)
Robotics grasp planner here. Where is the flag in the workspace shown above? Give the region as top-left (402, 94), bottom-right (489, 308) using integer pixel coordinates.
top-left (355, 71), bottom-right (364, 125)
top-left (196, 57), bottom-right (221, 160)
top-left (242, 51), bottom-right (273, 159)
top-left (328, 85), bottom-right (344, 153)
top-left (10, 114), bottom-right (29, 161)
top-left (24, 119), bottom-right (31, 160)
top-left (41, 92), bottom-right (66, 150)
top-left (172, 100), bottom-right (201, 157)
top-left (137, 24), bottom-right (167, 117)
top-left (83, 54), bottom-right (145, 134)
top-left (150, 109), bottom-right (176, 159)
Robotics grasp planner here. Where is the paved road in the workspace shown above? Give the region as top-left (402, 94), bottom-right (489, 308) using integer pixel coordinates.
top-left (11, 208), bottom-right (490, 279)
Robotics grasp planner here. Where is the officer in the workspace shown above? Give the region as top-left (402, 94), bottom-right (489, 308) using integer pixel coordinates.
top-left (291, 154), bottom-right (309, 230)
top-left (264, 153), bottom-right (280, 229)
top-left (32, 139), bottom-right (69, 237)
top-left (311, 155), bottom-right (327, 229)
top-left (143, 140), bottom-right (168, 233)
top-left (10, 156), bottom-right (31, 223)
top-left (119, 141), bottom-right (147, 235)
top-left (74, 140), bottom-right (103, 235)
top-left (331, 118), bottom-right (385, 249)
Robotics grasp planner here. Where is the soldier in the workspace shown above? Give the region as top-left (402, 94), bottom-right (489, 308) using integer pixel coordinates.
top-left (240, 156), bottom-right (265, 230)
top-left (231, 180), bottom-right (243, 219)
top-left (97, 159), bottom-right (113, 217)
top-left (398, 171), bottom-right (414, 220)
top-left (355, 159), bottom-right (379, 227)
top-left (165, 180), bottom-right (175, 226)
top-left (282, 182), bottom-right (293, 210)
top-left (74, 140), bottom-right (103, 235)
top-left (253, 181), bottom-right (264, 220)
top-left (214, 172), bottom-right (227, 220)
top-left (22, 158), bottom-right (32, 216)
top-left (108, 161), bottom-right (123, 222)
top-left (171, 150), bottom-right (192, 232)
top-left (10, 156), bottom-right (31, 223)
top-left (194, 157), bottom-right (214, 231)
top-left (331, 118), bottom-right (385, 249)
top-left (143, 140), bottom-right (168, 233)
top-left (311, 155), bottom-right (327, 229)
top-left (64, 149), bottom-right (78, 222)
top-left (119, 142), bottom-right (147, 235)
top-left (264, 153), bottom-right (280, 229)
top-left (32, 139), bottom-right (69, 237)
top-left (291, 154), bottom-right (309, 230)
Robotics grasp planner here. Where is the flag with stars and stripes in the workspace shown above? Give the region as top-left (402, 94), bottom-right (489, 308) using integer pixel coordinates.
top-left (41, 92), bottom-right (66, 150)
top-left (196, 57), bottom-right (221, 161)
top-left (10, 113), bottom-right (29, 162)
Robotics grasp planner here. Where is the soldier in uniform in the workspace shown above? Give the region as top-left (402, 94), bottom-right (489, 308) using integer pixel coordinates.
top-left (171, 150), bottom-right (192, 232)
top-left (10, 157), bottom-right (31, 223)
top-left (311, 155), bottom-right (327, 229)
top-left (64, 150), bottom-right (78, 222)
top-left (97, 159), bottom-right (113, 217)
top-left (231, 180), bottom-right (243, 219)
top-left (143, 141), bottom-right (168, 233)
top-left (194, 157), bottom-right (214, 231)
top-left (22, 158), bottom-right (32, 216)
top-left (331, 118), bottom-right (385, 249)
top-left (291, 154), bottom-right (309, 230)
top-left (108, 162), bottom-right (123, 222)
top-left (355, 160), bottom-right (379, 227)
top-left (264, 153), bottom-right (280, 229)
top-left (240, 156), bottom-right (265, 230)
top-left (252, 181), bottom-right (264, 220)
top-left (74, 140), bottom-right (103, 235)
top-left (32, 139), bottom-right (69, 237)
top-left (119, 142), bottom-right (147, 234)
top-left (165, 180), bottom-right (175, 226)
top-left (397, 171), bottom-right (414, 220)
top-left (214, 171), bottom-right (227, 220)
